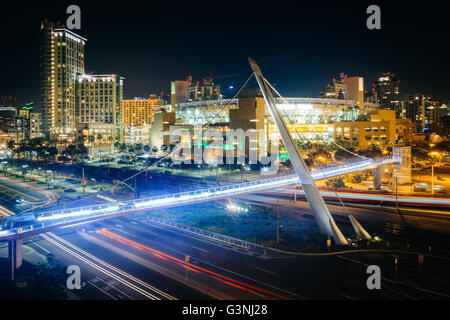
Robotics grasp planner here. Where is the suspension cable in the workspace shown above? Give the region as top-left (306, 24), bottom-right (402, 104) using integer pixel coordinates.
top-left (263, 78), bottom-right (352, 215)
top-left (19, 73), bottom-right (255, 215)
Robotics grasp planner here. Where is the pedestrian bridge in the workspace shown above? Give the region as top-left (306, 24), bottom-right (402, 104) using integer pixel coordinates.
top-left (0, 156), bottom-right (395, 241)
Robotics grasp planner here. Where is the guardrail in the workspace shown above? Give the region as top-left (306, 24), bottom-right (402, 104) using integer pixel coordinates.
top-left (145, 215), bottom-right (253, 250)
top-left (0, 157), bottom-right (395, 239)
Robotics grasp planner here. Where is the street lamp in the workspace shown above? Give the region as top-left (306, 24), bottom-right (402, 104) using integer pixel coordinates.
top-left (428, 151), bottom-right (442, 164)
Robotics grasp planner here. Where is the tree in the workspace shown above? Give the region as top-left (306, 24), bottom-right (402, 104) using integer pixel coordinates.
top-left (63, 144), bottom-right (77, 159)
top-left (119, 143), bottom-right (127, 153)
top-left (18, 141), bottom-right (31, 159)
top-left (152, 146), bottom-right (158, 153)
top-left (47, 146), bottom-right (58, 161)
top-left (77, 135), bottom-right (87, 146)
top-left (359, 144), bottom-right (382, 158)
top-left (326, 177), bottom-right (346, 189)
top-left (7, 141), bottom-right (16, 158)
top-left (334, 148), bottom-right (355, 162)
top-left (76, 144), bottom-right (88, 161)
top-left (143, 145), bottom-right (150, 153)
top-left (135, 143), bottom-right (143, 153)
top-left (88, 135), bottom-right (95, 156)
top-left (350, 173), bottom-right (363, 184)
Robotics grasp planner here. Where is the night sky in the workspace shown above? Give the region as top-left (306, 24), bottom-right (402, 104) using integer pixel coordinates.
top-left (1, 0), bottom-right (449, 108)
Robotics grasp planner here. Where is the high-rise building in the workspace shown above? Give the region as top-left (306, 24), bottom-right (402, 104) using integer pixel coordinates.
top-left (319, 74), bottom-right (364, 105)
top-left (40, 20), bottom-right (86, 139)
top-left (343, 77), bottom-right (365, 106)
top-left (30, 113), bottom-right (43, 139)
top-left (0, 107), bottom-right (16, 133)
top-left (11, 115), bottom-right (29, 141)
top-left (375, 73), bottom-right (400, 115)
top-left (401, 94), bottom-right (440, 134)
top-left (76, 74), bottom-right (124, 145)
top-left (170, 80), bottom-right (191, 109)
top-left (9, 104), bottom-right (43, 142)
top-left (320, 73), bottom-right (347, 99)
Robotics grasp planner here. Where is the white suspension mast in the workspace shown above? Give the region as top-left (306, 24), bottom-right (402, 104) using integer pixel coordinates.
top-left (248, 57), bottom-right (348, 245)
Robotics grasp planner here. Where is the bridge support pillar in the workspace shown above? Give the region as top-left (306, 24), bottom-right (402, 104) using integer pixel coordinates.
top-left (372, 167), bottom-right (382, 191)
top-left (8, 239), bottom-right (23, 281)
top-left (393, 146), bottom-right (411, 185)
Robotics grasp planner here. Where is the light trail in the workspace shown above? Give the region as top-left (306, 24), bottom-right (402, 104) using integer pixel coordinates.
top-left (97, 228), bottom-right (292, 300)
top-left (41, 232), bottom-right (176, 300)
top-left (0, 175), bottom-right (59, 206)
top-left (266, 188), bottom-right (450, 207)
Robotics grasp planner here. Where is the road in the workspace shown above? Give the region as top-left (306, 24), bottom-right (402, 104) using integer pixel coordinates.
top-left (20, 230), bottom-right (209, 300)
top-left (0, 175), bottom-right (59, 215)
top-left (17, 209), bottom-right (449, 300)
top-left (2, 172), bottom-right (450, 299)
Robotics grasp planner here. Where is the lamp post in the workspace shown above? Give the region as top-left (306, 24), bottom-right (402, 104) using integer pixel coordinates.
top-left (431, 164), bottom-right (435, 196)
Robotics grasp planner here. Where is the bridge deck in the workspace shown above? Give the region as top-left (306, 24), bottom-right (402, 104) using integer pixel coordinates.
top-left (0, 157), bottom-right (395, 240)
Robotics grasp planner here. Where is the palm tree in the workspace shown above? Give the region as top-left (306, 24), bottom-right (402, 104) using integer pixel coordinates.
top-left (76, 134), bottom-right (87, 146)
top-left (119, 143), bottom-right (127, 153)
top-left (47, 146), bottom-right (58, 162)
top-left (76, 144), bottom-right (88, 162)
top-left (64, 144), bottom-right (77, 160)
top-left (7, 141), bottom-right (16, 159)
top-left (88, 135), bottom-right (95, 157)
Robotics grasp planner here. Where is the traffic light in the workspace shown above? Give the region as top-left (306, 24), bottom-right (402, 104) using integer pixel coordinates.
top-left (82, 180), bottom-right (87, 186)
top-left (63, 175), bottom-right (67, 181)
top-left (47, 175), bottom-right (52, 182)
top-left (31, 176), bottom-right (36, 181)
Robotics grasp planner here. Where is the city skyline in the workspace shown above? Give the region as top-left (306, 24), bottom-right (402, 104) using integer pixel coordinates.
top-left (1, 1), bottom-right (449, 108)
top-left (0, 1), bottom-right (450, 304)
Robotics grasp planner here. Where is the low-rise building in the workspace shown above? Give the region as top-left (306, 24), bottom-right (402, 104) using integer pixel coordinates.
top-left (149, 111), bottom-right (176, 150)
top-left (334, 110), bottom-right (412, 149)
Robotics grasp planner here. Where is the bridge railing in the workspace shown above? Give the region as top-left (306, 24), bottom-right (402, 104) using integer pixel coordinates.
top-left (145, 215), bottom-right (253, 250)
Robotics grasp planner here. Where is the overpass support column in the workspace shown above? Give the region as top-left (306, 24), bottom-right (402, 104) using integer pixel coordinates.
top-left (8, 239), bottom-right (23, 281)
top-left (393, 146), bottom-right (411, 185)
top-left (373, 167), bottom-right (382, 191)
